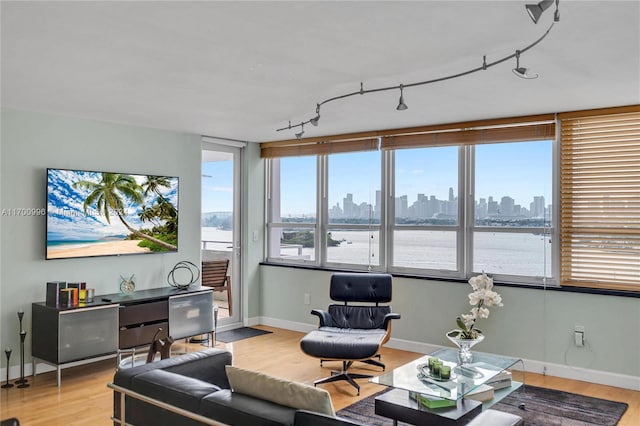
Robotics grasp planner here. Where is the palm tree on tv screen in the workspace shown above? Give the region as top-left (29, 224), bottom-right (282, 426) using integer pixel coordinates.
top-left (73, 173), bottom-right (177, 251)
top-left (141, 175), bottom-right (178, 233)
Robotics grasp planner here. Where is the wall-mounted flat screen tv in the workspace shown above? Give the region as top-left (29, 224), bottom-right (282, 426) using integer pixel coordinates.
top-left (46, 168), bottom-right (179, 260)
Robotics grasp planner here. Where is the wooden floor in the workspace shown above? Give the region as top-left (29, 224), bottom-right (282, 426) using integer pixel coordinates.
top-left (1, 325), bottom-right (638, 425)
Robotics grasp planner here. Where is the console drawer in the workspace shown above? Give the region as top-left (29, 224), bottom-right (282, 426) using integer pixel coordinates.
top-left (119, 321), bottom-right (169, 349)
top-left (119, 301), bottom-right (168, 327)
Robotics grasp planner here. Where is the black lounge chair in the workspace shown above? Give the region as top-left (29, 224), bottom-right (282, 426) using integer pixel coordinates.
top-left (300, 273), bottom-right (400, 395)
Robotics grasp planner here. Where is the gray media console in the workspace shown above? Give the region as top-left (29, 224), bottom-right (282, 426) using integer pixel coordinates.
top-left (31, 286), bottom-right (213, 386)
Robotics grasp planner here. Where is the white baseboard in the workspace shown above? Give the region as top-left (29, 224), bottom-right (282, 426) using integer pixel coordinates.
top-left (0, 362), bottom-right (48, 383)
top-left (255, 315), bottom-right (640, 391)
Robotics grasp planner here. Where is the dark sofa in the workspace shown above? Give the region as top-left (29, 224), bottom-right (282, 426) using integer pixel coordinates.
top-left (111, 348), bottom-right (359, 426)
top-left (112, 348), bottom-right (523, 426)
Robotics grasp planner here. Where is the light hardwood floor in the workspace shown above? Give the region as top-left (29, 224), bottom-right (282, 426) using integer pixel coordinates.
top-left (1, 325), bottom-right (638, 425)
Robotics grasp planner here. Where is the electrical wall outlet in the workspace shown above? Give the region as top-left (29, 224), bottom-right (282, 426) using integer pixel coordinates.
top-left (574, 325), bottom-right (585, 347)
top-left (304, 293), bottom-right (310, 305)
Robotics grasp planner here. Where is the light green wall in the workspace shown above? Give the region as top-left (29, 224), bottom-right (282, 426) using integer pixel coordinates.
top-left (0, 109), bottom-right (202, 369)
top-left (260, 266), bottom-right (640, 378)
top-left (242, 142), bottom-right (264, 319)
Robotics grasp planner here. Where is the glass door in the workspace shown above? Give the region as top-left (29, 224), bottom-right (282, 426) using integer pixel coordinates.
top-left (201, 141), bottom-right (242, 326)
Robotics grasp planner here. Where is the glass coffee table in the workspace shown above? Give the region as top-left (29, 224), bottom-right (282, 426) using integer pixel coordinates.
top-left (371, 348), bottom-right (524, 425)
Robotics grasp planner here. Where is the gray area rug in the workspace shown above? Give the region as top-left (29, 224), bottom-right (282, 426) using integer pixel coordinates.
top-left (214, 327), bottom-right (272, 343)
top-left (336, 386), bottom-right (628, 426)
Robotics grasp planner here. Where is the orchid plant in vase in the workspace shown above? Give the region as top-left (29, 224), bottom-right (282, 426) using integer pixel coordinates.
top-left (447, 273), bottom-right (503, 364)
top-left (450, 272), bottom-right (503, 340)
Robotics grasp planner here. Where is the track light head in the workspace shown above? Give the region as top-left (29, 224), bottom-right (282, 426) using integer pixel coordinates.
top-left (512, 67), bottom-right (538, 79)
top-left (526, 0), bottom-right (554, 24)
top-left (295, 123), bottom-right (305, 139)
top-left (512, 50), bottom-right (539, 79)
top-left (396, 84), bottom-right (408, 111)
top-left (310, 104), bottom-right (321, 126)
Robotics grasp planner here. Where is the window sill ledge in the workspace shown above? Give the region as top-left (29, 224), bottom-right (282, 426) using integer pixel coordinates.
top-left (259, 262), bottom-right (640, 299)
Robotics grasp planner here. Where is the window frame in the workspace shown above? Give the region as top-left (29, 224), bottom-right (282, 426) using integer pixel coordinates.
top-left (467, 141), bottom-right (558, 286)
top-left (265, 156), bottom-right (320, 266)
top-left (385, 147), bottom-right (465, 279)
top-left (323, 151), bottom-right (384, 271)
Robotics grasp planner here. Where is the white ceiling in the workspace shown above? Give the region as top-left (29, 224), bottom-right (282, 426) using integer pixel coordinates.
top-left (1, 1), bottom-right (639, 143)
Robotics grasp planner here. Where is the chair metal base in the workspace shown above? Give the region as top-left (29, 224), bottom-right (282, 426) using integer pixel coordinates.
top-left (320, 353), bottom-right (385, 371)
top-left (314, 360), bottom-right (380, 396)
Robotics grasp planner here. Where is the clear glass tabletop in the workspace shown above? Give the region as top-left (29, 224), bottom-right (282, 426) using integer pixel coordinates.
top-left (371, 348), bottom-right (522, 401)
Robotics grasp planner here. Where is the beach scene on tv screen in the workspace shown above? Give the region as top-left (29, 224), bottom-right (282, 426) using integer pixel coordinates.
top-left (47, 169), bottom-right (178, 259)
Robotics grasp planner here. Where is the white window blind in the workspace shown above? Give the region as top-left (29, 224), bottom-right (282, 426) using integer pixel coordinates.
top-left (559, 107), bottom-right (640, 291)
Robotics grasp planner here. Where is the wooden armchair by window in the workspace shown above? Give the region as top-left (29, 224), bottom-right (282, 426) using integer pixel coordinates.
top-left (201, 259), bottom-right (232, 316)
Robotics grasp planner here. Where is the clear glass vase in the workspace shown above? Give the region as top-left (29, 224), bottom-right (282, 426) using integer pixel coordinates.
top-left (446, 330), bottom-right (485, 365)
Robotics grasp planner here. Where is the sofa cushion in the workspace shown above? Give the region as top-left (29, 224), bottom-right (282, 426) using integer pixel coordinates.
top-left (225, 365), bottom-right (335, 416)
top-left (201, 389), bottom-right (297, 426)
top-left (131, 369), bottom-right (221, 412)
top-left (163, 349), bottom-right (232, 388)
top-left (114, 348), bottom-right (231, 389)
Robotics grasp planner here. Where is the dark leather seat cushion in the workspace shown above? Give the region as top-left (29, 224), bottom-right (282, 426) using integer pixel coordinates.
top-left (201, 389), bottom-right (297, 426)
top-left (300, 328), bottom-right (387, 360)
top-left (114, 348), bottom-right (231, 389)
top-left (327, 305), bottom-right (391, 329)
top-left (130, 369), bottom-right (222, 412)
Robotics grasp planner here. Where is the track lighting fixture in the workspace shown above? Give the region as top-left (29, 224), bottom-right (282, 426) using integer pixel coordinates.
top-left (277, 1), bottom-right (560, 137)
top-left (512, 50), bottom-right (538, 79)
top-left (525, 0), bottom-right (554, 24)
top-left (396, 85), bottom-right (408, 111)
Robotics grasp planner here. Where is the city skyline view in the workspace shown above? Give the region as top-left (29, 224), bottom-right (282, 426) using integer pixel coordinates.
top-left (325, 189), bottom-right (550, 222)
top-left (278, 140), bottom-right (552, 217)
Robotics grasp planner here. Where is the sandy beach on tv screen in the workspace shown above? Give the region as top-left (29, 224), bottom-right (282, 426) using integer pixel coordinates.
top-left (47, 240), bottom-right (151, 258)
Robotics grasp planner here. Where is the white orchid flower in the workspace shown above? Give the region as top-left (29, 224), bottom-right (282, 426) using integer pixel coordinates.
top-left (455, 273), bottom-right (503, 339)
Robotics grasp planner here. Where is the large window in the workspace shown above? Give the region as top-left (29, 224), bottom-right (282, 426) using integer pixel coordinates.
top-left (327, 151), bottom-right (381, 269)
top-left (267, 156), bottom-right (317, 262)
top-left (392, 146), bottom-right (459, 272)
top-left (472, 141), bottom-right (553, 281)
top-left (264, 118), bottom-right (557, 285)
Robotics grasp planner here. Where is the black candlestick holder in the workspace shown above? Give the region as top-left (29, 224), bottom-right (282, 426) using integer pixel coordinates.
top-left (15, 313), bottom-right (29, 388)
top-left (16, 330), bottom-right (28, 387)
top-left (1, 349), bottom-right (13, 389)
top-left (16, 331), bottom-right (28, 388)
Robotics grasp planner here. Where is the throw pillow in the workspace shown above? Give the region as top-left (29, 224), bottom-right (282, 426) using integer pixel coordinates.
top-left (225, 365), bottom-right (335, 416)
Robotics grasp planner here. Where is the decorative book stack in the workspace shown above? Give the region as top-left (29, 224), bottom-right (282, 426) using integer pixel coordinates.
top-left (46, 281), bottom-right (67, 306)
top-left (464, 384), bottom-right (495, 402)
top-left (409, 391), bottom-right (457, 409)
top-left (486, 370), bottom-right (513, 390)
